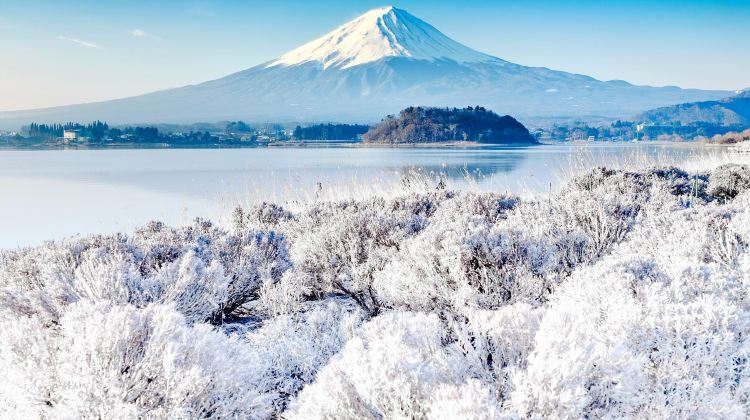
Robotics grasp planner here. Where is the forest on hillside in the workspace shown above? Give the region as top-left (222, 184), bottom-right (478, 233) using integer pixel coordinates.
top-left (363, 106), bottom-right (536, 144)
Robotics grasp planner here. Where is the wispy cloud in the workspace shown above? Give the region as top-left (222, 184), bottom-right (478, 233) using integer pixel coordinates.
top-left (58, 35), bottom-right (101, 49)
top-left (130, 28), bottom-right (162, 41)
top-left (130, 28), bottom-right (147, 37)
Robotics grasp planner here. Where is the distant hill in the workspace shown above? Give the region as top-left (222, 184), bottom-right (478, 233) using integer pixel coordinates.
top-left (363, 106), bottom-right (536, 144)
top-left (636, 90), bottom-right (750, 127)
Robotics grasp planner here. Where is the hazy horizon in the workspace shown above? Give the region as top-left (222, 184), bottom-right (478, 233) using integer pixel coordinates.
top-left (1, 0), bottom-right (749, 112)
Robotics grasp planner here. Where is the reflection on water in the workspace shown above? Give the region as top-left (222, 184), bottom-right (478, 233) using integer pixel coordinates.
top-left (0, 143), bottom-right (718, 249)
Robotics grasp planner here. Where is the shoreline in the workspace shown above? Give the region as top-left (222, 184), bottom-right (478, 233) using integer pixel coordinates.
top-left (0, 140), bottom-right (729, 152)
top-left (0, 140), bottom-right (540, 151)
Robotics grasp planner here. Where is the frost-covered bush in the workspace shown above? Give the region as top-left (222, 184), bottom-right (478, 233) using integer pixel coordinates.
top-left (287, 303), bottom-right (543, 419)
top-left (3, 165), bottom-right (750, 418)
top-left (707, 164), bottom-right (750, 201)
top-left (505, 166), bottom-right (706, 276)
top-left (0, 302), bottom-right (275, 418)
top-left (512, 254), bottom-right (750, 417)
top-left (233, 202), bottom-right (293, 231)
top-left (374, 168), bottom-right (671, 312)
top-left (374, 220), bottom-right (554, 311)
top-left (510, 260), bottom-right (650, 417)
top-left (240, 298), bottom-right (365, 413)
top-left (511, 192), bottom-right (750, 418)
top-left (557, 168), bottom-right (656, 255)
top-left (275, 192), bottom-right (454, 315)
top-left (286, 312), bottom-right (494, 418)
top-left (0, 298), bottom-right (362, 418)
top-left (373, 192), bottom-right (532, 311)
top-left (0, 219), bottom-right (291, 324)
top-left (286, 201), bottom-right (403, 315)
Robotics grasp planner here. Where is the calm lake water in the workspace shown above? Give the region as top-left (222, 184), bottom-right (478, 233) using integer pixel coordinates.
top-left (0, 143), bottom-right (722, 249)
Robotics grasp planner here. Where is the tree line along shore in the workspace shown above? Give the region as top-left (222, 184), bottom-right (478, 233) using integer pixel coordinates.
top-left (0, 106), bottom-right (538, 148)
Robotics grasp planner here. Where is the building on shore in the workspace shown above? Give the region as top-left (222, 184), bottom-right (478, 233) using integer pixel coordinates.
top-left (62, 130), bottom-right (88, 144)
top-left (63, 130), bottom-right (78, 142)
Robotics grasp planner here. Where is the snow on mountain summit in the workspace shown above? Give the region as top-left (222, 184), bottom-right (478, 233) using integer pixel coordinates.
top-left (267, 6), bottom-right (495, 70)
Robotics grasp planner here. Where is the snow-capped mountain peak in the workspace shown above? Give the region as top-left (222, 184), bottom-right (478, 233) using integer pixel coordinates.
top-left (0, 5), bottom-right (732, 129)
top-left (266, 6), bottom-right (495, 70)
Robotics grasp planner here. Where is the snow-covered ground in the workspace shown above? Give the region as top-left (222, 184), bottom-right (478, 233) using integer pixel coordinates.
top-left (2, 162), bottom-right (750, 417)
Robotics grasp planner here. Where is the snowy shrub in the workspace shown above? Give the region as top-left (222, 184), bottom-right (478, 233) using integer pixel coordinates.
top-left (510, 261), bottom-right (650, 418)
top-left (0, 302), bottom-right (275, 418)
top-left (0, 298), bottom-right (363, 418)
top-left (561, 169), bottom-right (651, 253)
top-left (285, 201), bottom-right (403, 315)
top-left (373, 192), bottom-right (530, 311)
top-left (278, 192), bottom-right (455, 315)
top-left (374, 171), bottom-right (659, 313)
top-left (703, 207), bottom-right (749, 269)
top-left (454, 304), bottom-right (544, 400)
top-left (287, 312), bottom-right (481, 418)
top-left (258, 270), bottom-right (309, 316)
top-left (0, 219), bottom-right (291, 324)
top-left (512, 195), bottom-right (750, 417)
top-left (374, 222), bottom-right (554, 311)
top-left (512, 255), bottom-right (750, 418)
top-left (424, 379), bottom-right (503, 420)
top-left (505, 166), bottom-right (698, 275)
top-left (232, 202), bottom-right (293, 231)
top-left (707, 164), bottom-right (750, 201)
top-left (243, 298), bottom-right (365, 413)
top-left (288, 304), bottom-right (542, 419)
top-left (3, 164), bottom-right (750, 418)
top-left (0, 313), bottom-right (58, 415)
top-left (134, 220), bottom-right (292, 321)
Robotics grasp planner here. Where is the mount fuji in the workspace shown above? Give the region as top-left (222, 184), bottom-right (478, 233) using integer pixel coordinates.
top-left (0, 6), bottom-right (732, 128)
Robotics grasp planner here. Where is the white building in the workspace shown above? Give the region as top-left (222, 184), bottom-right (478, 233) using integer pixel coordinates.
top-left (63, 130), bottom-right (78, 141)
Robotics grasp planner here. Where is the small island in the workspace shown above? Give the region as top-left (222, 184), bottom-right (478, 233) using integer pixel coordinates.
top-left (363, 106), bottom-right (537, 144)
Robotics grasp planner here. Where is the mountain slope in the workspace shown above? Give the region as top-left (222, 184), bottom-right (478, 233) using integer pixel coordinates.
top-left (636, 90), bottom-right (750, 126)
top-left (0, 6), bottom-right (732, 129)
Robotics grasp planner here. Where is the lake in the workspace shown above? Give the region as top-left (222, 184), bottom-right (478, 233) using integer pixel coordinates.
top-left (0, 143), bottom-right (727, 249)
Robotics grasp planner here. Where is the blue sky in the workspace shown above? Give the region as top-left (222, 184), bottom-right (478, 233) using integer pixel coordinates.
top-left (1, 0), bottom-right (748, 111)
